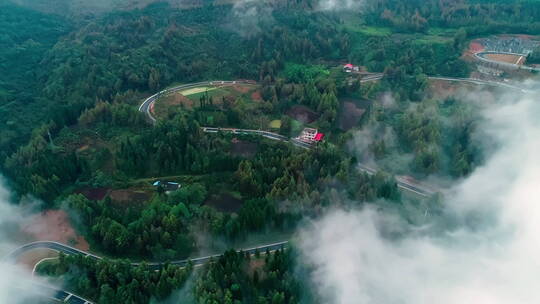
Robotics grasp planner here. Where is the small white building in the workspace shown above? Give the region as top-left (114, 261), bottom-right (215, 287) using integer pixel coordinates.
top-left (297, 128), bottom-right (325, 143)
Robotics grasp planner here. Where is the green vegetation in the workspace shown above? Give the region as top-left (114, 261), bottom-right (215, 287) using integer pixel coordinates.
top-left (0, 2), bottom-right (70, 155)
top-left (37, 253), bottom-right (192, 303)
top-left (2, 0), bottom-right (531, 302)
top-left (527, 46), bottom-right (540, 64)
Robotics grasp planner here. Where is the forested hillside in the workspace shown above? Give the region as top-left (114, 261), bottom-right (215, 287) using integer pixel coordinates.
top-left (1, 0), bottom-right (533, 303)
top-left (0, 2), bottom-right (70, 156)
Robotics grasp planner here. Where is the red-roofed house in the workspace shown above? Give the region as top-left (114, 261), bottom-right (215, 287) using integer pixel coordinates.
top-left (297, 128), bottom-right (325, 144)
top-left (343, 63), bottom-right (360, 73)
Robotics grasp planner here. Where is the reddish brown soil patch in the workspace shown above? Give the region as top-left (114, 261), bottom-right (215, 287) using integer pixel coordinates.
top-left (339, 102), bottom-right (366, 131)
top-left (231, 84), bottom-right (252, 94)
top-left (247, 258), bottom-right (266, 278)
top-left (469, 41), bottom-right (484, 53)
top-left (231, 139), bottom-right (258, 158)
top-left (286, 105), bottom-right (319, 123)
top-left (109, 189), bottom-right (150, 204)
top-left (428, 79), bottom-right (459, 100)
top-left (17, 249), bottom-right (58, 271)
top-left (22, 210), bottom-right (89, 251)
top-left (205, 193), bottom-right (243, 213)
top-left (75, 187), bottom-right (110, 201)
top-left (427, 79), bottom-right (478, 100)
top-left (155, 93), bottom-right (194, 118)
top-left (77, 144), bottom-right (90, 153)
top-left (485, 53), bottom-right (522, 64)
top-left (251, 91), bottom-right (262, 101)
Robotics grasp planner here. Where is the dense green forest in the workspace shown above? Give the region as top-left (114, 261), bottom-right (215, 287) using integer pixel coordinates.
top-left (37, 247), bottom-right (305, 304)
top-left (1, 0), bottom-right (536, 302)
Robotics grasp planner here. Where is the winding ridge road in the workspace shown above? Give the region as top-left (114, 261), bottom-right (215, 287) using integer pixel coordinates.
top-left (4, 241), bottom-right (290, 270)
top-left (9, 74), bottom-right (515, 303)
top-left (474, 51), bottom-right (540, 72)
top-left (139, 80), bottom-right (256, 123)
top-left (4, 241), bottom-right (289, 304)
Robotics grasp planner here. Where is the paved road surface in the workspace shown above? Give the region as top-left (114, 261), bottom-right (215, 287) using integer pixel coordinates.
top-left (202, 127), bottom-right (439, 197)
top-left (474, 51), bottom-right (540, 72)
top-left (11, 75), bottom-right (496, 302)
top-left (140, 77), bottom-right (530, 126)
top-left (139, 80), bottom-right (255, 123)
top-left (357, 72), bottom-right (531, 93)
top-left (9, 281), bottom-right (93, 304)
top-left (4, 240), bottom-right (288, 303)
top-left (201, 127), bottom-right (313, 149)
top-left (5, 240), bottom-right (289, 271)
top-left (357, 164), bottom-right (437, 198)
top-left (429, 76), bottom-right (532, 93)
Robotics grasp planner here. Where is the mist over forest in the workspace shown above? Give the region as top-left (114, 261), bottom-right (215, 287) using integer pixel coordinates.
top-left (1, 0), bottom-right (540, 303)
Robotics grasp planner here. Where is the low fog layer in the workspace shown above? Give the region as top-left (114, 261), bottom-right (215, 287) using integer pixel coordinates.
top-left (317, 0), bottom-right (365, 11)
top-left (300, 91), bottom-right (540, 304)
top-left (0, 179), bottom-right (53, 303)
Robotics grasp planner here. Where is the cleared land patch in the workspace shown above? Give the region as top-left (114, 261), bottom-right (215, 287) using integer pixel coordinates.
top-left (231, 139), bottom-right (258, 158)
top-left (17, 249), bottom-right (58, 271)
top-left (485, 53), bottom-right (523, 65)
top-left (154, 83), bottom-right (261, 119)
top-left (22, 210), bottom-right (89, 251)
top-left (75, 187), bottom-right (110, 201)
top-left (269, 120), bottom-right (281, 129)
top-left (155, 92), bottom-right (194, 117)
top-left (286, 105), bottom-right (319, 124)
top-left (110, 188), bottom-right (151, 204)
top-left (339, 101), bottom-right (366, 131)
top-left (179, 86), bottom-right (216, 96)
top-left (205, 192), bottom-right (243, 213)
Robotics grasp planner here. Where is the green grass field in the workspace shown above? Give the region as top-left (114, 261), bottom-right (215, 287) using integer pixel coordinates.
top-left (350, 25), bottom-right (393, 36)
top-left (187, 87), bottom-right (228, 102)
top-left (269, 120), bottom-right (282, 129)
top-left (180, 86), bottom-right (216, 96)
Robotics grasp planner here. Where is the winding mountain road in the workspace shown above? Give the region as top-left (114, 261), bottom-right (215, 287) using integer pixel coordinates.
top-left (4, 241), bottom-right (289, 304)
top-left (201, 127), bottom-right (313, 149)
top-left (4, 241), bottom-right (289, 270)
top-left (139, 80), bottom-right (256, 123)
top-left (474, 51), bottom-right (540, 72)
top-left (8, 74), bottom-right (511, 303)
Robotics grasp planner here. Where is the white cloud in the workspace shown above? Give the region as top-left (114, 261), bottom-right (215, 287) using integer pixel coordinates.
top-left (317, 0), bottom-right (366, 11)
top-left (299, 90), bottom-right (540, 304)
top-left (229, 0), bottom-right (274, 38)
top-left (0, 178), bottom-right (53, 304)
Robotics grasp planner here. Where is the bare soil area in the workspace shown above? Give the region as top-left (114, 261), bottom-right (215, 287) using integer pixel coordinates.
top-left (155, 93), bottom-right (194, 118)
top-left (231, 139), bottom-right (258, 158)
top-left (109, 189), bottom-right (151, 204)
top-left (230, 84), bottom-right (252, 94)
top-left (22, 210), bottom-right (89, 251)
top-left (205, 193), bottom-right (243, 213)
top-left (485, 53), bottom-right (522, 65)
top-left (339, 101), bottom-right (366, 131)
top-left (286, 105), bottom-right (319, 123)
top-left (250, 91), bottom-right (262, 101)
top-left (247, 258), bottom-right (266, 279)
top-left (427, 79), bottom-right (480, 100)
top-left (17, 248), bottom-right (58, 271)
top-left (75, 187), bottom-right (110, 201)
